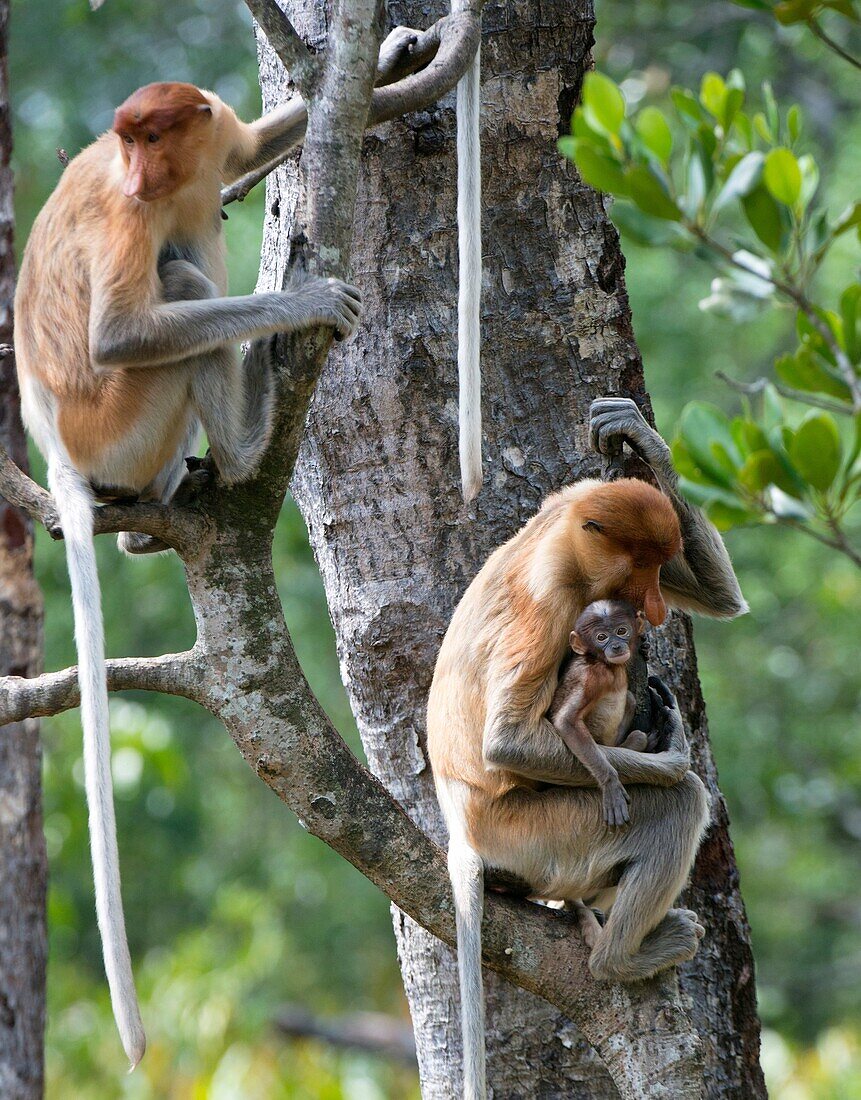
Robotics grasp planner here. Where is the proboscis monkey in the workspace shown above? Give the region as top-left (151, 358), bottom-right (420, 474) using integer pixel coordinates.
top-left (14, 81), bottom-right (362, 1067)
top-left (427, 398), bottom-right (747, 1098)
top-left (548, 599), bottom-right (645, 827)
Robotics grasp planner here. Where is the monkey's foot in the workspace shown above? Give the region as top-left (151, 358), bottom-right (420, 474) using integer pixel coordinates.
top-left (618, 730), bottom-right (648, 752)
top-left (564, 899), bottom-right (604, 950)
top-left (171, 459), bottom-right (214, 503)
top-left (118, 531), bottom-right (170, 556)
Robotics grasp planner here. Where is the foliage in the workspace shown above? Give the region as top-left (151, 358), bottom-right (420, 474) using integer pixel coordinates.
top-left (561, 60), bottom-right (861, 566)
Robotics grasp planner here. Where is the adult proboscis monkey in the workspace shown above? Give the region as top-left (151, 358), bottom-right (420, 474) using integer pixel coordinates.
top-left (14, 81), bottom-right (362, 1067)
top-left (427, 397), bottom-right (747, 1098)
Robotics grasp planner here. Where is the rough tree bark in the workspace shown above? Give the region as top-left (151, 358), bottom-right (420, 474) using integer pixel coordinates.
top-left (275, 0), bottom-right (766, 1096)
top-left (0, 1), bottom-right (48, 1095)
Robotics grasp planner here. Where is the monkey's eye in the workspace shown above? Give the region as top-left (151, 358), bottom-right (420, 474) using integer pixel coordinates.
top-left (582, 520), bottom-right (603, 534)
top-left (596, 633), bottom-right (609, 643)
top-left (122, 134), bottom-right (134, 145)
top-left (616, 627), bottom-right (629, 636)
top-left (148, 133), bottom-right (160, 144)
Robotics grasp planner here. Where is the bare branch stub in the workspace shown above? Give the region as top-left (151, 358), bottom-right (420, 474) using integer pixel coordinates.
top-left (244, 0), bottom-right (318, 93)
top-left (0, 650), bottom-right (206, 725)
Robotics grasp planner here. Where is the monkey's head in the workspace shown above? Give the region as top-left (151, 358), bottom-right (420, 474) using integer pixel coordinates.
top-left (572, 479), bottom-right (682, 627)
top-left (113, 83), bottom-right (214, 202)
top-left (570, 600), bottom-right (643, 665)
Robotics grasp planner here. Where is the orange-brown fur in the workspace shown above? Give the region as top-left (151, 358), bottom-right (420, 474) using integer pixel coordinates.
top-left (14, 82), bottom-right (245, 488)
top-left (427, 479), bottom-right (680, 808)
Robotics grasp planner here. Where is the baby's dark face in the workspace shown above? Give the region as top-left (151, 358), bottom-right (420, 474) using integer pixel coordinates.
top-left (572, 599), bottom-right (640, 666)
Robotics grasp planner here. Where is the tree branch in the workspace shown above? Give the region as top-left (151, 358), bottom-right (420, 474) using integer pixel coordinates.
top-left (0, 440), bottom-right (210, 552)
top-left (221, 11), bottom-right (481, 207)
top-left (244, 0), bottom-right (318, 92)
top-left (0, 650), bottom-right (206, 725)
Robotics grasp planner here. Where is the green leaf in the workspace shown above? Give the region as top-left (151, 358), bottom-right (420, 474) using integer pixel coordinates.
top-left (732, 0), bottom-right (773, 9)
top-left (723, 87), bottom-right (745, 131)
top-left (742, 185), bottom-right (785, 251)
top-left (833, 202), bottom-right (861, 238)
top-left (738, 449), bottom-right (789, 493)
top-left (787, 104), bottom-right (802, 142)
top-left (774, 0), bottom-right (817, 24)
top-left (625, 165), bottom-right (683, 220)
top-left (706, 500), bottom-right (760, 529)
top-left (713, 151), bottom-right (764, 212)
top-left (764, 148), bottom-right (802, 206)
top-left (611, 205), bottom-right (686, 247)
top-left (683, 151), bottom-right (708, 218)
top-left (732, 417), bottom-right (770, 456)
top-left (763, 383), bottom-right (785, 430)
top-left (753, 112), bottom-right (774, 144)
top-left (790, 412), bottom-right (842, 491)
top-left (798, 154), bottom-right (819, 208)
top-left (823, 0), bottom-right (860, 20)
top-left (672, 87), bottom-right (706, 127)
top-left (582, 72), bottom-right (626, 135)
top-left (840, 284), bottom-right (861, 364)
top-left (700, 72), bottom-right (727, 119)
top-left (568, 140), bottom-right (629, 195)
top-left (775, 347), bottom-right (853, 401)
top-left (635, 107), bottom-right (673, 165)
top-left (826, 0), bottom-right (857, 19)
top-left (678, 402), bottom-right (742, 487)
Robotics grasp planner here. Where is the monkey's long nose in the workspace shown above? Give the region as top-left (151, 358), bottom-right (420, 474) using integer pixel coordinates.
top-left (123, 161), bottom-right (146, 199)
top-left (643, 585), bottom-right (667, 626)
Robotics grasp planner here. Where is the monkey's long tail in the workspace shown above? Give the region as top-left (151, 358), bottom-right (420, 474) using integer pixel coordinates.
top-left (448, 836), bottom-right (487, 1100)
top-left (48, 458), bottom-right (146, 1070)
top-left (455, 6), bottom-right (483, 503)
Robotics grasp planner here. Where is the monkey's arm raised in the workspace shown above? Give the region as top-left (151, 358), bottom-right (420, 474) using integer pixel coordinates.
top-left (590, 397), bottom-right (748, 618)
top-left (91, 269), bottom-right (361, 370)
top-left (485, 679), bottom-right (690, 788)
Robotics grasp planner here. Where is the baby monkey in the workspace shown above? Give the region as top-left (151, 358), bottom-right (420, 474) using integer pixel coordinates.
top-left (548, 600), bottom-right (646, 827)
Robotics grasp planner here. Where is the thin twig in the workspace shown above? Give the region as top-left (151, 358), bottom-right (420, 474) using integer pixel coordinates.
top-left (807, 16), bottom-right (861, 72)
top-left (775, 515), bottom-right (861, 567)
top-left (244, 0), bottom-right (318, 92)
top-left (716, 370), bottom-right (854, 416)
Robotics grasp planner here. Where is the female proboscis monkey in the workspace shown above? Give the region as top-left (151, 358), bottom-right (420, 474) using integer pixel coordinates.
top-left (14, 82), bottom-right (362, 1068)
top-left (427, 398), bottom-right (747, 1099)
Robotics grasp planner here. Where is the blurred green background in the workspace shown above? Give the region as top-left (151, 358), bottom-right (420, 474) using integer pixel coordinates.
top-left (8, 0), bottom-right (861, 1096)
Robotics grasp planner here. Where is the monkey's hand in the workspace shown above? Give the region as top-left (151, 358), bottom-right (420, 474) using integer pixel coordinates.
top-left (590, 397), bottom-right (676, 489)
top-left (289, 277), bottom-right (363, 341)
top-left (602, 774), bottom-right (630, 828)
top-left (648, 675), bottom-right (690, 762)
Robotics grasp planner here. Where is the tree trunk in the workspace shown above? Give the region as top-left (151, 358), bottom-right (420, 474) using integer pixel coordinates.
top-left (261, 0), bottom-right (766, 1094)
top-left (0, 2), bottom-right (48, 1095)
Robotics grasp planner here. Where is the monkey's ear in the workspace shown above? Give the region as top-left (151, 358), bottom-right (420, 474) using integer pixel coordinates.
top-left (569, 630), bottom-right (588, 655)
top-left (582, 520), bottom-right (603, 534)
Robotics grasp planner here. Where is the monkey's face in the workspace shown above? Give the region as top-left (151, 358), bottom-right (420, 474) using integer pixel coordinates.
top-left (114, 83), bottom-right (214, 202)
top-left (571, 601), bottom-right (641, 665)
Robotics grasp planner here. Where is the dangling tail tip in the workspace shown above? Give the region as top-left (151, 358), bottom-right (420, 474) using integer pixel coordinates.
top-left (461, 464), bottom-right (483, 504)
top-left (124, 1026), bottom-right (147, 1072)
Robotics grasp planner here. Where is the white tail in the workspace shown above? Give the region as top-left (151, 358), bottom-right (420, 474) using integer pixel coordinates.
top-left (48, 459), bottom-right (146, 1069)
top-left (455, 22), bottom-right (483, 503)
top-left (448, 837), bottom-right (486, 1100)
